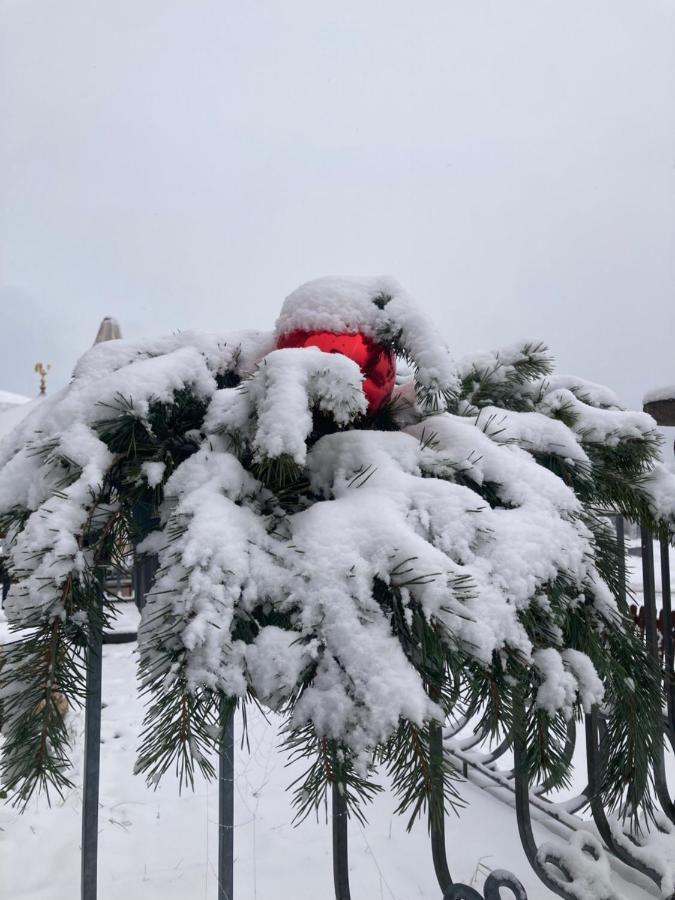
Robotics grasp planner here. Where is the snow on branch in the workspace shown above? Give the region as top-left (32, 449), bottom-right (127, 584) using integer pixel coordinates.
top-left (276, 276), bottom-right (459, 407)
top-left (1, 275), bottom-right (674, 825)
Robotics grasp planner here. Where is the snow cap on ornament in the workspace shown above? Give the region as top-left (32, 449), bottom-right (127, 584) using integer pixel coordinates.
top-left (275, 276), bottom-right (459, 412)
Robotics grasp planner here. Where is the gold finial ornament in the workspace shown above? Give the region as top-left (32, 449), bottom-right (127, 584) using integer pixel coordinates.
top-left (34, 362), bottom-right (51, 396)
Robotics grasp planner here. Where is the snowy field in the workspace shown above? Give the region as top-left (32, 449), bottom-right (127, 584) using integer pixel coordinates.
top-left (0, 622), bottom-right (562, 900)
top-left (2, 581), bottom-right (675, 900)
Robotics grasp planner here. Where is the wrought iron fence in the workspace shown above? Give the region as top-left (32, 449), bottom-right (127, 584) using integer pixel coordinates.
top-left (440, 518), bottom-right (675, 900)
top-left (6, 512), bottom-right (675, 899)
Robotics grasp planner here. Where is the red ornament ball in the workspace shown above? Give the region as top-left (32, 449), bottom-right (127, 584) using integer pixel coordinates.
top-left (276, 329), bottom-right (396, 414)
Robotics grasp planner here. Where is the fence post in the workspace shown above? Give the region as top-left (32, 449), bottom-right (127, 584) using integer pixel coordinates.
top-left (429, 721), bottom-right (452, 894)
top-left (218, 702), bottom-right (235, 900)
top-left (615, 515), bottom-right (627, 612)
top-left (81, 605), bottom-right (103, 900)
top-left (660, 537), bottom-right (675, 729)
top-left (641, 526), bottom-right (659, 658)
top-left (332, 781), bottom-right (351, 900)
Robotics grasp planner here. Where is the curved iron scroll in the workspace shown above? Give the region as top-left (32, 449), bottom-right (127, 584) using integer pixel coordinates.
top-left (511, 710), bottom-right (587, 900)
top-left (584, 707), bottom-right (668, 891)
top-left (428, 724), bottom-right (530, 900)
top-left (444, 870), bottom-right (528, 899)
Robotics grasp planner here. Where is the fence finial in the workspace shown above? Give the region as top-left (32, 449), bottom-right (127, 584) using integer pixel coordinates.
top-left (94, 317), bottom-right (122, 345)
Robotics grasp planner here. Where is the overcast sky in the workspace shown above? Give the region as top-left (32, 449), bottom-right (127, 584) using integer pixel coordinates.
top-left (1, 1), bottom-right (674, 410)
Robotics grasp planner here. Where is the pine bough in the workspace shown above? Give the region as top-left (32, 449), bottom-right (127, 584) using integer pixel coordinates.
top-left (0, 276), bottom-right (674, 841)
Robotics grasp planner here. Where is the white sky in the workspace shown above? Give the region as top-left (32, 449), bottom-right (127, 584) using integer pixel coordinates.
top-left (1, 1), bottom-right (675, 410)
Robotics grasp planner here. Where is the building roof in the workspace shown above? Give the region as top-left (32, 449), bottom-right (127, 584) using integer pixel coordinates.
top-left (0, 389), bottom-right (31, 412)
top-left (0, 397), bottom-right (39, 441)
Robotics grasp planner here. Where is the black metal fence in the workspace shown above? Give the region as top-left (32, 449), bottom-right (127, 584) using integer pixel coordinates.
top-left (438, 519), bottom-right (675, 900)
top-left (8, 514), bottom-right (675, 899)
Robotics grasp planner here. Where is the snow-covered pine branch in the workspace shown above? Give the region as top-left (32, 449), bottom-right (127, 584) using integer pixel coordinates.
top-left (1, 276), bottom-right (674, 828)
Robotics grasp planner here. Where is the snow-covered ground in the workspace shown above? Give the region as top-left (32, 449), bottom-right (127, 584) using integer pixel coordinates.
top-left (2, 587), bottom-right (675, 900)
top-left (0, 618), bottom-right (567, 900)
top-left (1, 526), bottom-right (674, 899)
